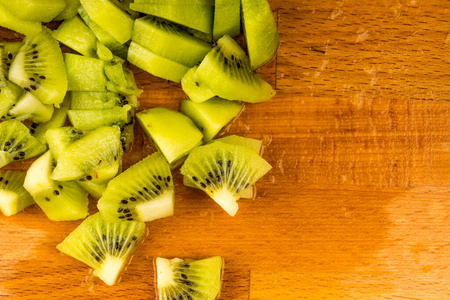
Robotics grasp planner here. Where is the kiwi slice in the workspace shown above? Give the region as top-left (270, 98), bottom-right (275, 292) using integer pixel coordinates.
top-left (77, 180), bottom-right (107, 199)
top-left (0, 0), bottom-right (66, 22)
top-left (181, 97), bottom-right (243, 142)
top-left (67, 105), bottom-right (131, 131)
top-left (156, 256), bottom-right (223, 300)
top-left (104, 63), bottom-right (143, 97)
top-left (45, 127), bottom-right (86, 160)
top-left (54, 0), bottom-right (81, 21)
top-left (24, 151), bottom-right (89, 221)
top-left (56, 212), bottom-right (146, 285)
top-left (0, 41), bottom-right (21, 76)
top-left (241, 0), bottom-right (280, 69)
top-left (0, 80), bottom-right (24, 119)
top-left (70, 91), bottom-right (138, 110)
top-left (98, 152), bottom-right (174, 222)
top-left (132, 16), bottom-right (211, 67)
top-left (193, 35), bottom-right (276, 103)
top-left (64, 53), bottom-right (108, 91)
top-left (7, 92), bottom-right (54, 123)
top-left (80, 0), bottom-right (134, 44)
top-left (128, 41), bottom-right (190, 83)
top-left (0, 120), bottom-right (46, 168)
top-left (0, 170), bottom-right (34, 216)
top-left (52, 15), bottom-right (98, 57)
top-left (213, 0), bottom-right (241, 40)
top-left (136, 107), bottom-right (203, 165)
top-left (180, 66), bottom-right (215, 103)
top-left (0, 3), bottom-right (42, 36)
top-left (8, 28), bottom-right (68, 106)
top-left (180, 141), bottom-right (271, 216)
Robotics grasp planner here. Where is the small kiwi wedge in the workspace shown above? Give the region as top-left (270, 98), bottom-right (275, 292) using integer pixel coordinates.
top-left (98, 152), bottom-right (174, 222)
top-left (181, 66), bottom-right (215, 103)
top-left (64, 53), bottom-right (108, 92)
top-left (241, 0), bottom-right (280, 69)
top-left (53, 0), bottom-right (81, 21)
top-left (24, 151), bottom-right (89, 221)
top-left (0, 41), bottom-right (22, 76)
top-left (56, 212), bottom-right (146, 285)
top-left (0, 119), bottom-right (46, 168)
top-left (0, 170), bottom-right (34, 216)
top-left (104, 63), bottom-right (143, 97)
top-left (213, 0), bottom-right (241, 40)
top-left (67, 105), bottom-right (131, 131)
top-left (0, 3), bottom-right (42, 36)
top-left (45, 127), bottom-right (86, 160)
top-left (8, 28), bottom-right (68, 107)
top-left (0, 80), bottom-right (24, 119)
top-left (7, 92), bottom-right (54, 123)
top-left (156, 256), bottom-right (223, 300)
top-left (0, 0), bottom-right (66, 22)
top-left (180, 141), bottom-right (271, 216)
top-left (188, 35), bottom-right (276, 103)
top-left (70, 91), bottom-right (138, 110)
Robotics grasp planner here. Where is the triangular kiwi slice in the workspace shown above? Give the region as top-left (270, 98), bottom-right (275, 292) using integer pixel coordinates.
top-left (98, 152), bottom-right (174, 222)
top-left (181, 66), bottom-right (215, 103)
top-left (0, 120), bottom-right (46, 168)
top-left (0, 170), bottom-right (34, 216)
top-left (188, 35), bottom-right (276, 103)
top-left (180, 141), bottom-right (271, 216)
top-left (8, 28), bottom-right (68, 106)
top-left (0, 3), bottom-right (42, 36)
top-left (56, 212), bottom-right (146, 285)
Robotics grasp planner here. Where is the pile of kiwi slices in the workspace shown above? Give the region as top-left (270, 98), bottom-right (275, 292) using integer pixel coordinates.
top-left (0, 0), bottom-right (279, 298)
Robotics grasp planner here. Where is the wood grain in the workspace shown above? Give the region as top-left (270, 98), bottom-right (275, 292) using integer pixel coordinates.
top-left (1, 0), bottom-right (450, 299)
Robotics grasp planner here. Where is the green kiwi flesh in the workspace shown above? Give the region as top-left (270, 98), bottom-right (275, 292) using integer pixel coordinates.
top-left (0, 0), bottom-right (66, 22)
top-left (0, 170), bottom-right (34, 216)
top-left (77, 179), bottom-right (107, 199)
top-left (70, 92), bottom-right (138, 110)
top-left (241, 0), bottom-right (280, 69)
top-left (24, 151), bottom-right (89, 221)
top-left (128, 41), bottom-right (190, 83)
top-left (64, 53), bottom-right (108, 91)
top-left (194, 35), bottom-right (275, 103)
top-left (181, 97), bottom-right (242, 142)
top-left (7, 92), bottom-right (54, 123)
top-left (67, 105), bottom-right (131, 131)
top-left (56, 212), bottom-right (146, 285)
top-left (54, 0), bottom-right (81, 21)
top-left (213, 0), bottom-right (241, 40)
top-left (80, 0), bottom-right (134, 44)
top-left (156, 256), bottom-right (223, 300)
top-left (136, 107), bottom-right (203, 165)
top-left (110, 0), bottom-right (139, 19)
top-left (104, 63), bottom-right (143, 97)
top-left (8, 28), bottom-right (68, 106)
top-left (0, 42), bottom-right (22, 77)
top-left (134, 0), bottom-right (213, 4)
top-left (0, 120), bottom-right (46, 168)
top-left (0, 80), bottom-right (24, 119)
top-left (0, 3), bottom-right (42, 36)
top-left (180, 141), bottom-right (271, 216)
top-left (98, 152), bottom-right (174, 222)
top-left (181, 66), bottom-right (215, 103)
top-left (132, 16), bottom-right (211, 67)
top-left (45, 127), bottom-right (86, 160)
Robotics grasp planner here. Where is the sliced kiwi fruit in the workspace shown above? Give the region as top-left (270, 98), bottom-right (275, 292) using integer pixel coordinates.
top-left (132, 16), bottom-right (211, 67)
top-left (24, 151), bottom-right (89, 221)
top-left (80, 0), bottom-right (134, 44)
top-left (104, 63), bottom-right (143, 97)
top-left (181, 66), bottom-right (215, 103)
top-left (67, 105), bottom-right (131, 131)
top-left (213, 0), bottom-right (241, 40)
top-left (156, 256), bottom-right (223, 300)
top-left (45, 127), bottom-right (86, 160)
top-left (0, 3), bottom-right (42, 36)
top-left (136, 107), bottom-right (203, 165)
top-left (64, 53), bottom-right (108, 91)
top-left (181, 97), bottom-right (243, 142)
top-left (7, 92), bottom-right (54, 123)
top-left (180, 141), bottom-right (271, 216)
top-left (0, 170), bottom-right (34, 216)
top-left (54, 0), bottom-right (81, 21)
top-left (76, 179), bottom-right (107, 199)
top-left (8, 28), bottom-right (68, 106)
top-left (0, 41), bottom-right (22, 77)
top-left (70, 91), bottom-right (127, 110)
top-left (56, 212), bottom-right (146, 285)
top-left (0, 80), bottom-right (24, 119)
top-left (0, 119), bottom-right (46, 168)
top-left (193, 35), bottom-right (276, 103)
top-left (98, 152), bottom-right (174, 222)
top-left (241, 0), bottom-right (280, 69)
top-left (52, 15), bottom-right (98, 57)
top-left (128, 41), bottom-right (190, 83)
top-left (0, 0), bottom-right (66, 22)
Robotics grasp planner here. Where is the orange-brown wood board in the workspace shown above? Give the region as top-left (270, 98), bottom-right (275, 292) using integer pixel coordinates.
top-left (1, 0), bottom-right (450, 299)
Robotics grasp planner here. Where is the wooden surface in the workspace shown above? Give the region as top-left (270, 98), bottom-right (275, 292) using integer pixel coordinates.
top-left (1, 0), bottom-right (450, 299)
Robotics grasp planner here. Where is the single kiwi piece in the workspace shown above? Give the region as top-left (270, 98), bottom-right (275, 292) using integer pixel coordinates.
top-left (0, 120), bottom-right (46, 168)
top-left (241, 0), bottom-right (280, 69)
top-left (181, 66), bottom-right (215, 104)
top-left (24, 151), bottom-right (89, 221)
top-left (181, 97), bottom-right (243, 142)
top-left (128, 41), bottom-right (190, 83)
top-left (0, 80), bottom-right (24, 119)
top-left (0, 0), bottom-right (66, 22)
top-left (136, 107), bottom-right (203, 166)
top-left (56, 212), bottom-right (146, 285)
top-left (193, 35), bottom-right (276, 103)
top-left (76, 179), bottom-right (107, 199)
top-left (67, 105), bottom-right (131, 131)
top-left (156, 256), bottom-right (223, 300)
top-left (0, 170), bottom-right (34, 216)
top-left (7, 92), bottom-right (54, 123)
top-left (213, 0), bottom-right (241, 40)
top-left (180, 141), bottom-right (271, 216)
top-left (104, 63), bottom-right (143, 97)
top-left (0, 41), bottom-right (22, 76)
top-left (53, 0), bottom-right (81, 21)
top-left (64, 53), bottom-right (108, 91)
top-left (98, 152), bottom-right (174, 222)
top-left (45, 126), bottom-right (86, 160)
top-left (0, 3), bottom-right (42, 36)
top-left (8, 28), bottom-right (68, 106)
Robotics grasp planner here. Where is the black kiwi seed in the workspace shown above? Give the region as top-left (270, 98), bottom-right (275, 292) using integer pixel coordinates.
top-left (192, 176), bottom-right (198, 182)
top-left (123, 208), bottom-right (130, 214)
top-left (181, 274), bottom-right (188, 279)
top-left (0, 177), bottom-right (3, 182)
top-left (58, 185), bottom-right (63, 190)
top-left (121, 200), bottom-right (128, 204)
top-left (129, 197), bottom-right (136, 202)
top-left (8, 53), bottom-right (12, 60)
top-left (218, 160), bottom-right (222, 167)
top-left (237, 188), bottom-right (241, 193)
top-left (71, 130), bottom-right (77, 134)
top-left (30, 85), bottom-right (37, 90)
top-left (143, 187), bottom-right (148, 192)
top-left (205, 179), bottom-right (211, 185)
top-left (138, 191), bottom-right (143, 196)
top-left (31, 123), bottom-right (38, 129)
top-left (132, 236), bottom-right (137, 241)
top-left (227, 160), bottom-right (232, 167)
top-left (125, 213), bottom-right (132, 217)
top-left (195, 81), bottom-right (200, 87)
top-left (200, 183), bottom-right (206, 188)
top-left (29, 77), bottom-right (35, 82)
top-left (4, 180), bottom-right (8, 185)
top-left (117, 208), bottom-right (123, 213)
top-left (208, 172), bottom-right (214, 178)
top-left (53, 190), bottom-right (60, 196)
top-left (86, 175), bottom-right (92, 181)
top-left (45, 197), bottom-right (50, 201)
top-left (13, 157), bottom-right (20, 160)
top-left (102, 234), bottom-right (107, 241)
top-left (114, 156), bottom-right (117, 161)
top-left (31, 43), bottom-right (37, 48)
top-left (24, 88), bottom-right (31, 92)
top-left (158, 175), bottom-right (162, 180)
top-left (127, 218), bottom-right (134, 221)
top-left (4, 141), bottom-right (11, 147)
top-left (216, 175), bottom-right (221, 182)
top-left (245, 183), bottom-right (249, 188)
top-left (156, 185), bottom-right (161, 190)
top-left (167, 176), bottom-right (171, 182)
top-left (119, 216), bottom-right (125, 219)
top-left (40, 75), bottom-right (46, 80)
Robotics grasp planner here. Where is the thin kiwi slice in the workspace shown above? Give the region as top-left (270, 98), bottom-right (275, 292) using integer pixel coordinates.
top-left (136, 107), bottom-right (203, 166)
top-left (180, 141), bottom-right (271, 216)
top-left (0, 3), bottom-right (42, 36)
top-left (64, 53), bottom-right (108, 91)
top-left (54, 0), bottom-right (81, 21)
top-left (0, 170), bottom-right (34, 216)
top-left (0, 120), bottom-right (46, 168)
top-left (193, 35), bottom-right (276, 103)
top-left (56, 212), bottom-right (146, 285)
top-left (24, 151), bottom-right (89, 221)
top-left (213, 0), bottom-right (241, 40)
top-left (8, 28), bottom-right (68, 106)
top-left (70, 91), bottom-right (134, 110)
top-left (98, 152), bottom-right (174, 222)
top-left (181, 97), bottom-right (243, 142)
top-left (67, 105), bottom-right (131, 131)
top-left (156, 256), bottom-right (223, 300)
top-left (7, 92), bottom-right (54, 123)
top-left (241, 0), bottom-right (280, 69)
top-left (0, 0), bottom-right (66, 22)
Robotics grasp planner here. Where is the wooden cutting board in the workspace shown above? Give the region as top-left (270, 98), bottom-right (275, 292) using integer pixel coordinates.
top-left (1, 0), bottom-right (450, 298)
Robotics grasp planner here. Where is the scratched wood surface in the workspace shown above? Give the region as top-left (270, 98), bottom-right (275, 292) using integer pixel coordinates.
top-left (1, 0), bottom-right (450, 299)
